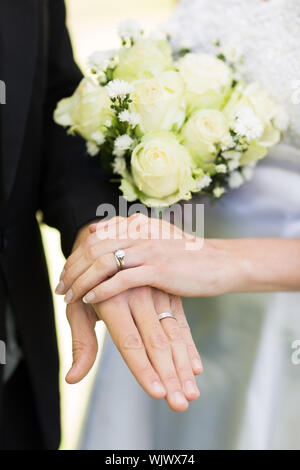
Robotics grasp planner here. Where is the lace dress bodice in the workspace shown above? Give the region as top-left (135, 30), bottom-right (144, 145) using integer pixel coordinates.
top-left (170, 0), bottom-right (300, 148)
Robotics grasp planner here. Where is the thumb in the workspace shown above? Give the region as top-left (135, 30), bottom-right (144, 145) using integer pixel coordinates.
top-left (65, 301), bottom-right (98, 384)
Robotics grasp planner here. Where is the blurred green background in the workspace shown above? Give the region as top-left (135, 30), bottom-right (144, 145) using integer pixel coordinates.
top-left (42, 0), bottom-right (176, 451)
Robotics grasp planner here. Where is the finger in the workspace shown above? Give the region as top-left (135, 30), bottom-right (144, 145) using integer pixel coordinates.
top-left (57, 215), bottom-right (143, 292)
top-left (56, 235), bottom-right (134, 295)
top-left (82, 266), bottom-right (156, 304)
top-left (65, 247), bottom-right (145, 304)
top-left (61, 216), bottom-right (127, 276)
top-left (89, 215), bottom-right (126, 234)
top-left (170, 296), bottom-right (203, 375)
top-left (96, 296), bottom-right (166, 400)
top-left (153, 290), bottom-right (200, 402)
top-left (65, 301), bottom-right (98, 384)
top-left (58, 214), bottom-right (160, 294)
top-left (129, 288), bottom-right (188, 412)
top-left (62, 221), bottom-right (125, 274)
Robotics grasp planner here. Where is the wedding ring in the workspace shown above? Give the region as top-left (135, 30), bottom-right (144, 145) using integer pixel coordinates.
top-left (158, 312), bottom-right (177, 322)
top-left (114, 249), bottom-right (125, 271)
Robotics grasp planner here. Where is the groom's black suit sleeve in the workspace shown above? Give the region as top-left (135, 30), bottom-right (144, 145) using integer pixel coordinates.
top-left (40, 0), bottom-right (119, 257)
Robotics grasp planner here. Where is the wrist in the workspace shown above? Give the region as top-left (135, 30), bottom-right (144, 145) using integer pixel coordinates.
top-left (198, 239), bottom-right (253, 295)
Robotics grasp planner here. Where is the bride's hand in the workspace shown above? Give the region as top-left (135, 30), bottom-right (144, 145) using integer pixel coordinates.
top-left (56, 214), bottom-right (240, 303)
top-left (58, 213), bottom-right (300, 304)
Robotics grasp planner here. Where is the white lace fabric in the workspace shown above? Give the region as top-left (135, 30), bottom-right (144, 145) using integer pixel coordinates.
top-left (171, 0), bottom-right (300, 148)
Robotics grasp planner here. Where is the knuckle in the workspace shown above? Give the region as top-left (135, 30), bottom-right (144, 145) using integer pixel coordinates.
top-left (166, 326), bottom-right (182, 343)
top-left (85, 245), bottom-right (97, 261)
top-left (72, 339), bottom-right (86, 354)
top-left (95, 256), bottom-right (105, 270)
top-left (136, 364), bottom-right (155, 380)
top-left (136, 286), bottom-right (151, 300)
top-left (121, 333), bottom-right (144, 351)
top-left (86, 233), bottom-right (95, 247)
top-left (163, 372), bottom-right (179, 386)
top-left (71, 281), bottom-right (81, 296)
top-left (177, 363), bottom-right (191, 376)
top-left (72, 339), bottom-right (98, 357)
top-left (136, 213), bottom-right (148, 222)
top-left (148, 330), bottom-right (169, 351)
top-left (178, 319), bottom-right (191, 332)
top-left (101, 254), bottom-right (114, 271)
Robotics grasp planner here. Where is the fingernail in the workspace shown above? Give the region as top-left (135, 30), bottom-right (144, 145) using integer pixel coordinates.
top-left (152, 381), bottom-right (165, 396)
top-left (192, 358), bottom-right (203, 372)
top-left (64, 289), bottom-right (73, 303)
top-left (184, 380), bottom-right (199, 396)
top-left (55, 281), bottom-right (65, 294)
top-left (60, 269), bottom-right (65, 280)
top-left (82, 292), bottom-right (95, 304)
top-left (172, 391), bottom-right (188, 408)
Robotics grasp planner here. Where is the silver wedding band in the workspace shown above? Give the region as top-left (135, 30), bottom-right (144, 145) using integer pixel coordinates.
top-left (114, 249), bottom-right (125, 271)
top-left (158, 312), bottom-right (177, 322)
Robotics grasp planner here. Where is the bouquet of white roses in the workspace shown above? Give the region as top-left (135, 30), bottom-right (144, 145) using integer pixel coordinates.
top-left (54, 20), bottom-right (289, 207)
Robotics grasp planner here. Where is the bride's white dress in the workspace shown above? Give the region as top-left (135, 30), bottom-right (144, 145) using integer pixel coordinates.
top-left (81, 0), bottom-right (300, 450)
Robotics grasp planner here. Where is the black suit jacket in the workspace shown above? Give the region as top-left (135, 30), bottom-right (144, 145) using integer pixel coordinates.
top-left (0, 0), bottom-right (119, 449)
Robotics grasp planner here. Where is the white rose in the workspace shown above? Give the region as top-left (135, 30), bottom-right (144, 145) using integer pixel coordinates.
top-left (244, 82), bottom-right (279, 125)
top-left (177, 53), bottom-right (233, 111)
top-left (123, 131), bottom-right (196, 207)
top-left (225, 82), bottom-right (283, 148)
top-left (114, 38), bottom-right (173, 82)
top-left (181, 109), bottom-right (229, 164)
top-left (243, 82), bottom-right (289, 133)
top-left (54, 78), bottom-right (113, 141)
top-left (131, 71), bottom-right (186, 134)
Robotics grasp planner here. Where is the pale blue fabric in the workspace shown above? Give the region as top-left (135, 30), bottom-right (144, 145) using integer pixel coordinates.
top-left (80, 146), bottom-right (300, 450)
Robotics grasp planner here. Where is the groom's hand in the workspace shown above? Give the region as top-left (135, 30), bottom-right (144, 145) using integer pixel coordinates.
top-left (61, 220), bottom-right (202, 412)
top-left (66, 288), bottom-right (202, 412)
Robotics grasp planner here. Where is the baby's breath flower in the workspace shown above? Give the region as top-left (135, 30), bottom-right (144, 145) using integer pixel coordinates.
top-left (213, 187), bottom-right (226, 198)
top-left (233, 106), bottom-right (264, 142)
top-left (86, 141), bottom-right (100, 157)
top-left (118, 20), bottom-right (143, 41)
top-left (87, 50), bottom-right (116, 73)
top-left (90, 131), bottom-right (105, 145)
top-left (106, 79), bottom-right (133, 100)
top-left (222, 150), bottom-right (241, 161)
top-left (112, 155), bottom-right (126, 175)
top-left (196, 174), bottom-right (212, 191)
top-left (118, 110), bottom-right (141, 128)
top-left (105, 119), bottom-right (113, 128)
top-left (113, 134), bottom-right (133, 157)
top-left (215, 164), bottom-right (227, 174)
top-left (228, 159), bottom-right (240, 171)
top-left (220, 133), bottom-right (235, 151)
top-left (242, 165), bottom-right (254, 181)
top-left (228, 171), bottom-right (244, 189)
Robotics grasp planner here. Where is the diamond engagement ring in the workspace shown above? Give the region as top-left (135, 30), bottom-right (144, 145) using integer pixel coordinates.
top-left (158, 312), bottom-right (177, 322)
top-left (114, 249), bottom-right (125, 271)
